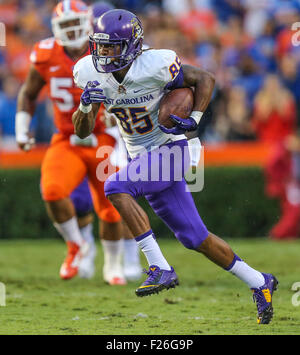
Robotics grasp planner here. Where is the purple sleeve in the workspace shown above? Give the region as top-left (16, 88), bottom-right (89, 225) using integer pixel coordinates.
top-left (164, 66), bottom-right (184, 91)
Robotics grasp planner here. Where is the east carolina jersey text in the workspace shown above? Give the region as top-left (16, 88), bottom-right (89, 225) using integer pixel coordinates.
top-left (73, 49), bottom-right (186, 157)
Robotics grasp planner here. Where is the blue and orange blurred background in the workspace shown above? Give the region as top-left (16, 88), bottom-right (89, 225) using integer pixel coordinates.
top-left (0, 0), bottom-right (299, 146)
top-left (0, 0), bottom-right (300, 240)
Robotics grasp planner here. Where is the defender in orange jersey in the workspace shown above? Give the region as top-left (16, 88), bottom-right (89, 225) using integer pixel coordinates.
top-left (15, 0), bottom-right (139, 284)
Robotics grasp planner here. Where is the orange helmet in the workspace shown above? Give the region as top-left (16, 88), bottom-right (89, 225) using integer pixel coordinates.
top-left (51, 0), bottom-right (92, 48)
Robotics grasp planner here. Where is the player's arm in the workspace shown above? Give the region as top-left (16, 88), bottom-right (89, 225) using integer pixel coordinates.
top-left (72, 58), bottom-right (106, 138)
top-left (182, 64), bottom-right (215, 116)
top-left (181, 66), bottom-right (213, 167)
top-left (167, 65), bottom-right (215, 132)
top-left (16, 65), bottom-right (46, 150)
top-left (72, 101), bottom-right (101, 139)
top-left (159, 59), bottom-right (215, 135)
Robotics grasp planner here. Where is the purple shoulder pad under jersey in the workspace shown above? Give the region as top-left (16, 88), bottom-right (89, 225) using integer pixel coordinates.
top-left (164, 66), bottom-right (184, 91)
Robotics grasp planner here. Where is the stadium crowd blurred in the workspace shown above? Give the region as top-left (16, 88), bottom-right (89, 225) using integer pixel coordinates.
top-left (0, 0), bottom-right (299, 147)
top-left (0, 0), bottom-right (300, 238)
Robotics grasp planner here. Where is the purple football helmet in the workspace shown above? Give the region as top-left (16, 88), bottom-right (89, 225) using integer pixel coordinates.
top-left (91, 1), bottom-right (115, 31)
top-left (89, 9), bottom-right (144, 73)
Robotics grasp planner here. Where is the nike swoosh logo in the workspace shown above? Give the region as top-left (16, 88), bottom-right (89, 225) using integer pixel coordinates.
top-left (133, 89), bottom-right (143, 93)
top-left (50, 65), bottom-right (60, 72)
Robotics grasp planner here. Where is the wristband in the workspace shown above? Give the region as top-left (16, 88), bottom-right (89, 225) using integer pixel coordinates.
top-left (190, 111), bottom-right (204, 125)
top-left (15, 111), bottom-right (31, 143)
top-left (79, 102), bottom-right (92, 113)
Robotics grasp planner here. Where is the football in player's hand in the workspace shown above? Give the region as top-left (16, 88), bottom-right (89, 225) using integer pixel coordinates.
top-left (158, 88), bottom-right (194, 128)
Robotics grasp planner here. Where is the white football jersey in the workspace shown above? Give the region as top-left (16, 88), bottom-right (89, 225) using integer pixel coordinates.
top-left (73, 49), bottom-right (186, 158)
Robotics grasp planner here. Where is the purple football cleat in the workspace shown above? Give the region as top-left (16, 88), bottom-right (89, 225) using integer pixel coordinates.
top-left (135, 265), bottom-right (179, 297)
top-left (252, 273), bottom-right (278, 324)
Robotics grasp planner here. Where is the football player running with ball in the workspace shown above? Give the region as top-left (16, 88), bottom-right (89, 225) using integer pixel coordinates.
top-left (15, 1), bottom-right (141, 285)
top-left (72, 9), bottom-right (278, 324)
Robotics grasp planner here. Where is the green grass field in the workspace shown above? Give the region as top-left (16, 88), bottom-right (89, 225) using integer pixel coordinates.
top-left (0, 238), bottom-right (299, 335)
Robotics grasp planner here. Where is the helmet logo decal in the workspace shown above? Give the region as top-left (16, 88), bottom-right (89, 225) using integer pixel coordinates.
top-left (131, 18), bottom-right (142, 39)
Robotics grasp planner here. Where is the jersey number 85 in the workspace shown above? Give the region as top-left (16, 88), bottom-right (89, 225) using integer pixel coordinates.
top-left (110, 107), bottom-right (154, 135)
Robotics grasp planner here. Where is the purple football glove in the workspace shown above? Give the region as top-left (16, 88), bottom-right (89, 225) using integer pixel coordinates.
top-left (81, 80), bottom-right (106, 106)
top-left (159, 114), bottom-right (197, 135)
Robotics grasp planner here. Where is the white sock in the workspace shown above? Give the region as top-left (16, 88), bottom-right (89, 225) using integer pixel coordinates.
top-left (123, 239), bottom-right (140, 266)
top-left (53, 216), bottom-right (83, 246)
top-left (226, 255), bottom-right (265, 289)
top-left (80, 223), bottom-right (95, 245)
top-left (136, 233), bottom-right (171, 271)
top-left (101, 239), bottom-right (123, 267)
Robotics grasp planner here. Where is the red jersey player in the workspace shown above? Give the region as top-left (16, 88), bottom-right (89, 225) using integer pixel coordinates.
top-left (15, 0), bottom-right (130, 284)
